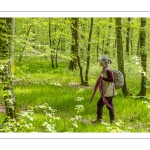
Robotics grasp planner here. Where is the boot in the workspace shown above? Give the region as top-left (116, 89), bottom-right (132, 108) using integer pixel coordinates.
top-left (110, 120), bottom-right (115, 124)
top-left (92, 118), bottom-right (102, 124)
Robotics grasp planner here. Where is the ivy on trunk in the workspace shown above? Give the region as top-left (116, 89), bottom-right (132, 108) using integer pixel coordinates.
top-left (0, 18), bottom-right (16, 119)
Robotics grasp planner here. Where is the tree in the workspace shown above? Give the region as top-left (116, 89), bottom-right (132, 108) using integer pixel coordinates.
top-left (126, 18), bottom-right (131, 56)
top-left (18, 24), bottom-right (31, 62)
top-left (137, 18), bottom-right (147, 97)
top-left (69, 18), bottom-right (94, 86)
top-left (115, 18), bottom-right (130, 96)
top-left (105, 18), bottom-right (112, 55)
top-left (0, 18), bottom-right (16, 119)
top-left (96, 25), bottom-right (100, 62)
top-left (85, 18), bottom-right (94, 86)
top-left (70, 18), bottom-right (85, 84)
top-left (69, 18), bottom-right (79, 70)
top-left (49, 18), bottom-right (55, 68)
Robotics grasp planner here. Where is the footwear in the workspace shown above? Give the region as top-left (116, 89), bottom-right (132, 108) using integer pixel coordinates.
top-left (92, 118), bottom-right (102, 124)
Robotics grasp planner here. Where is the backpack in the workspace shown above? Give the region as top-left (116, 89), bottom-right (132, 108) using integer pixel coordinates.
top-left (112, 69), bottom-right (124, 89)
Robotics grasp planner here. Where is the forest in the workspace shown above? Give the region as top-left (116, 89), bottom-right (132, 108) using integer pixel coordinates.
top-left (0, 17), bottom-right (150, 132)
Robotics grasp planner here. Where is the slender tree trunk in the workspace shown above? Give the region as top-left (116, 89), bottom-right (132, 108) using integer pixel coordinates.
top-left (75, 18), bottom-right (84, 84)
top-left (84, 18), bottom-right (94, 86)
top-left (80, 18), bottom-right (86, 60)
top-left (137, 35), bottom-right (140, 56)
top-left (96, 26), bottom-right (100, 62)
top-left (69, 18), bottom-right (84, 83)
top-left (126, 18), bottom-right (131, 56)
top-left (18, 24), bottom-right (31, 62)
top-left (116, 18), bottom-right (130, 97)
top-left (49, 18), bottom-right (55, 68)
top-left (69, 18), bottom-right (78, 70)
top-left (137, 18), bottom-right (147, 97)
top-left (0, 18), bottom-right (16, 119)
top-left (56, 36), bottom-right (61, 68)
top-left (105, 18), bottom-right (112, 55)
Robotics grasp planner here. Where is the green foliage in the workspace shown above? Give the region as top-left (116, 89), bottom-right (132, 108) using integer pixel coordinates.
top-left (1, 55), bottom-right (150, 132)
top-left (0, 103), bottom-right (59, 132)
top-left (69, 89), bottom-right (85, 131)
top-left (14, 18), bottom-right (150, 63)
top-left (1, 17), bottom-right (150, 132)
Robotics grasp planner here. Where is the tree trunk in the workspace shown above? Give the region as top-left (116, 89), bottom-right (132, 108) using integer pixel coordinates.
top-left (75, 18), bottom-right (84, 84)
top-left (84, 18), bottom-right (94, 86)
top-left (70, 18), bottom-right (84, 84)
top-left (96, 26), bottom-right (100, 62)
top-left (18, 24), bottom-right (31, 62)
top-left (115, 18), bottom-right (130, 97)
top-left (137, 35), bottom-right (140, 56)
top-left (55, 26), bottom-right (66, 68)
top-left (49, 18), bottom-right (55, 68)
top-left (56, 36), bottom-right (61, 68)
top-left (137, 18), bottom-right (147, 97)
top-left (69, 18), bottom-right (79, 70)
top-left (126, 18), bottom-right (131, 56)
top-left (105, 18), bottom-right (112, 55)
top-left (0, 18), bottom-right (16, 119)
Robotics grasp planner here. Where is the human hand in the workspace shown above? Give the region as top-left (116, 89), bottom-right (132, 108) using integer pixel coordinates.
top-left (100, 73), bottom-right (104, 78)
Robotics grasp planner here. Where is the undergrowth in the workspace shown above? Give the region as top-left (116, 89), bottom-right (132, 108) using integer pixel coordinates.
top-left (0, 55), bottom-right (150, 132)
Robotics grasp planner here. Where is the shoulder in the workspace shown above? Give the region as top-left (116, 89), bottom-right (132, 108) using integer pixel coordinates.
top-left (105, 67), bottom-right (113, 76)
top-left (105, 67), bottom-right (113, 72)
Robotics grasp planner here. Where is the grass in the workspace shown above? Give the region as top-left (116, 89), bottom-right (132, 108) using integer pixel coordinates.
top-left (0, 54), bottom-right (150, 132)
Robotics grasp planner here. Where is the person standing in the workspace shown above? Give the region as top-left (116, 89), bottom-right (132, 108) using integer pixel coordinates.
top-left (90, 55), bottom-right (117, 124)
